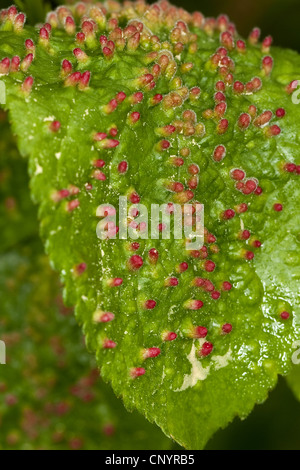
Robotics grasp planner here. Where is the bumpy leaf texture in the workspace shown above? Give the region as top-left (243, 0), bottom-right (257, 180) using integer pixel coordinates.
top-left (0, 114), bottom-right (170, 450)
top-left (0, 0), bottom-right (299, 449)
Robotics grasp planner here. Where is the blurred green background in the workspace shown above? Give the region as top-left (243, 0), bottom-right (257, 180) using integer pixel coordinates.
top-left (1, 0), bottom-right (300, 450)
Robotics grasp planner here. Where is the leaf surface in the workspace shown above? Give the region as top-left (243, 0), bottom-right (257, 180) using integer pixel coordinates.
top-left (0, 1), bottom-right (300, 448)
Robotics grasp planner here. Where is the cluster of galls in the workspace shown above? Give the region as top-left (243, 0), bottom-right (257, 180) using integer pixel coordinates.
top-left (0, 1), bottom-right (295, 380)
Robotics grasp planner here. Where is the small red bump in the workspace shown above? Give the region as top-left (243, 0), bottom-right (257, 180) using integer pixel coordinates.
top-left (190, 250), bottom-right (201, 259)
top-left (249, 27), bottom-right (261, 44)
top-left (65, 72), bottom-right (81, 87)
top-left (236, 39), bottom-right (246, 53)
top-left (211, 291), bottom-right (221, 300)
top-left (222, 281), bottom-right (232, 291)
top-left (76, 32), bottom-right (86, 43)
top-left (99, 313), bottom-right (115, 323)
top-left (50, 120), bottom-right (61, 133)
top-left (236, 203), bottom-right (248, 214)
top-left (99, 35), bottom-right (107, 46)
top-left (273, 203), bottom-right (283, 212)
top-left (199, 342), bottom-right (214, 357)
top-left (192, 326), bottom-right (208, 339)
top-left (188, 176), bottom-right (198, 190)
top-left (143, 348), bottom-right (161, 359)
top-left (215, 91), bottom-right (226, 102)
top-left (215, 101), bottom-right (227, 118)
top-left (67, 200), bottom-right (80, 212)
top-left (245, 251), bottom-right (255, 260)
top-left (190, 87), bottom-right (201, 99)
top-left (286, 80), bottom-right (299, 94)
top-left (240, 230), bottom-right (251, 240)
top-left (129, 111), bottom-right (140, 124)
top-left (39, 27), bottom-right (49, 41)
top-left (254, 111), bottom-right (273, 127)
top-left (93, 170), bottom-right (106, 181)
top-left (25, 38), bottom-right (35, 50)
top-left (129, 192), bottom-right (140, 204)
top-left (131, 91), bottom-right (144, 104)
top-left (267, 125), bottom-right (281, 137)
top-left (223, 209), bottom-right (235, 220)
top-left (255, 186), bottom-right (263, 195)
top-left (217, 119), bottom-right (229, 135)
top-left (118, 161), bottom-right (128, 174)
top-left (0, 58), bottom-right (10, 74)
top-left (166, 182), bottom-right (184, 193)
top-left (238, 113), bottom-right (251, 131)
top-left (185, 300), bottom-right (204, 310)
top-left (14, 13), bottom-right (26, 31)
top-left (82, 20), bottom-right (94, 36)
top-left (220, 31), bottom-right (234, 50)
top-left (231, 169), bottom-right (245, 181)
top-left (108, 278), bottom-right (123, 287)
top-left (151, 94), bottom-right (163, 105)
top-left (145, 300), bottom-right (157, 310)
top-left (11, 56), bottom-right (20, 72)
top-left (280, 311), bottom-right (290, 320)
top-left (262, 35), bottom-right (273, 52)
top-left (246, 77), bottom-right (262, 93)
top-left (222, 323), bottom-right (232, 334)
top-left (109, 127), bottom-right (118, 137)
top-left (129, 255), bottom-right (143, 271)
top-left (21, 76), bottom-right (34, 95)
top-left (163, 332), bottom-right (177, 341)
top-left (75, 263), bottom-right (87, 276)
top-left (253, 240), bottom-right (262, 248)
top-left (94, 159), bottom-right (105, 168)
top-left (130, 242), bottom-right (140, 251)
top-left (61, 59), bottom-right (72, 75)
top-left (187, 165), bottom-right (199, 178)
top-left (204, 260), bottom-right (216, 272)
top-left (224, 73), bottom-right (234, 85)
top-left (65, 16), bottom-right (76, 34)
top-left (276, 108), bottom-right (286, 118)
top-left (79, 71), bottom-right (91, 89)
top-left (103, 47), bottom-right (114, 58)
top-left (54, 189), bottom-right (70, 201)
top-left (116, 91), bottom-right (126, 103)
top-left (73, 48), bottom-right (88, 62)
top-left (165, 278), bottom-right (179, 287)
top-left (217, 47), bottom-right (228, 57)
top-left (233, 81), bottom-right (244, 94)
top-left (213, 145), bottom-right (226, 162)
top-left (44, 23), bottom-right (51, 33)
top-left (285, 163), bottom-right (296, 173)
top-left (103, 340), bottom-right (117, 349)
top-left (94, 133), bottom-right (108, 142)
top-left (171, 157), bottom-right (184, 167)
top-left (216, 81), bottom-right (225, 91)
top-left (131, 367), bottom-right (146, 378)
top-left (262, 56), bottom-right (273, 75)
top-left (159, 140), bottom-right (171, 150)
top-left (149, 248), bottom-right (159, 263)
top-left (177, 262), bottom-right (188, 273)
top-left (244, 179), bottom-right (258, 194)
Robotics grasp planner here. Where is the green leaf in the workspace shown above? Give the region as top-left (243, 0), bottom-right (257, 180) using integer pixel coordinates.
top-left (0, 1), bottom-right (300, 448)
